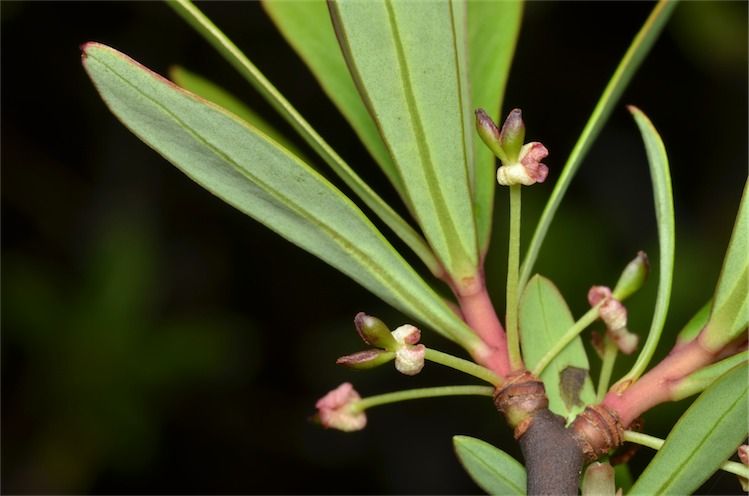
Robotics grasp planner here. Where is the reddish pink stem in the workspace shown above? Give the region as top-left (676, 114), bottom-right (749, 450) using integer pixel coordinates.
top-left (602, 337), bottom-right (718, 427)
top-left (454, 275), bottom-right (512, 376)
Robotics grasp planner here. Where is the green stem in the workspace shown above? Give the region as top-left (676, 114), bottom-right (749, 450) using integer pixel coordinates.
top-left (425, 348), bottom-right (503, 386)
top-left (596, 336), bottom-right (619, 401)
top-left (532, 305), bottom-right (601, 376)
top-left (623, 431), bottom-right (749, 479)
top-left (518, 0), bottom-right (678, 290)
top-left (353, 385), bottom-right (494, 411)
top-left (506, 185), bottom-right (523, 370)
top-left (168, 0), bottom-right (442, 276)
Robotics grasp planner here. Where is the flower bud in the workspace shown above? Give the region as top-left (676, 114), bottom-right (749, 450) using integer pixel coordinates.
top-left (496, 142), bottom-right (549, 186)
top-left (613, 251), bottom-right (649, 300)
top-left (600, 298), bottom-right (628, 331)
top-left (581, 462), bottom-right (616, 496)
top-left (499, 108), bottom-right (526, 162)
top-left (739, 445), bottom-right (749, 491)
top-left (609, 327), bottom-right (639, 355)
top-left (391, 324), bottom-right (421, 345)
top-left (475, 108), bottom-right (507, 162)
top-left (354, 312), bottom-right (397, 349)
top-left (315, 382), bottom-right (367, 432)
top-left (336, 349), bottom-right (395, 370)
top-left (395, 344), bottom-right (426, 376)
top-left (588, 285), bottom-right (613, 307)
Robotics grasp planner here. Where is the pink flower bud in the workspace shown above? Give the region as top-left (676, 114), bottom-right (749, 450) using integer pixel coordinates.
top-left (600, 298), bottom-right (628, 331)
top-left (588, 286), bottom-right (612, 307)
top-left (609, 327), bottom-right (639, 355)
top-left (739, 445), bottom-right (749, 491)
top-left (496, 142), bottom-right (549, 186)
top-left (395, 344), bottom-right (426, 376)
top-left (316, 382), bottom-right (366, 432)
top-left (392, 324), bottom-right (421, 345)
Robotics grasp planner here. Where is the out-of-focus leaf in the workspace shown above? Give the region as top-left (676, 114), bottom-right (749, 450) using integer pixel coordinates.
top-left (329, 1), bottom-right (479, 283)
top-left (453, 435), bottom-right (526, 495)
top-left (169, 65), bottom-right (301, 157)
top-left (630, 362), bottom-right (748, 495)
top-left (702, 181), bottom-right (749, 350)
top-left (519, 275), bottom-right (595, 419)
top-left (616, 106), bottom-right (675, 386)
top-left (467, 0), bottom-right (523, 253)
top-left (82, 43), bottom-right (481, 348)
top-left (261, 0), bottom-right (407, 204)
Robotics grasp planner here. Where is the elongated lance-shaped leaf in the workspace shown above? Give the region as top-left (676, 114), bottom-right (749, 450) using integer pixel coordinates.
top-left (701, 180), bottom-right (749, 351)
top-left (519, 0), bottom-right (677, 289)
top-left (453, 436), bottom-right (526, 496)
top-left (168, 0), bottom-right (441, 276)
top-left (671, 350), bottom-right (748, 401)
top-left (467, 0), bottom-right (523, 253)
top-left (676, 300), bottom-right (712, 344)
top-left (169, 65), bottom-right (303, 158)
top-left (329, 1), bottom-right (480, 285)
top-left (261, 0), bottom-right (411, 214)
top-left (629, 362), bottom-right (748, 495)
top-left (519, 275), bottom-right (595, 419)
top-left (82, 43), bottom-right (483, 351)
top-left (615, 107), bottom-right (675, 387)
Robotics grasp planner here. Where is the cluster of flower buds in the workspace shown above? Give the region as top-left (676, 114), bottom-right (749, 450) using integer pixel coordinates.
top-left (588, 286), bottom-right (639, 355)
top-left (475, 108), bottom-right (549, 186)
top-left (336, 312), bottom-right (426, 376)
top-left (315, 382), bottom-right (366, 432)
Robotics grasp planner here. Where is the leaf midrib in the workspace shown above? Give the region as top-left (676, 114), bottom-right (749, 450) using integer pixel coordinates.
top-left (88, 49), bottom-right (469, 343)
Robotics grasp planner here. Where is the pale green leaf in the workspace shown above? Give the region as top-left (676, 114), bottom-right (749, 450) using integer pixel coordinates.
top-left (630, 362), bottom-right (748, 495)
top-left (261, 0), bottom-right (408, 205)
top-left (519, 275), bottom-right (595, 419)
top-left (467, 0), bottom-right (523, 253)
top-left (520, 0), bottom-right (677, 289)
top-left (168, 0), bottom-right (441, 275)
top-left (329, 1), bottom-right (479, 283)
top-left (453, 435), bottom-right (526, 495)
top-left (616, 106), bottom-right (675, 386)
top-left (168, 65), bottom-right (302, 157)
top-left (676, 300), bottom-right (712, 345)
top-left (702, 181), bottom-right (749, 350)
top-left (82, 42), bottom-right (481, 349)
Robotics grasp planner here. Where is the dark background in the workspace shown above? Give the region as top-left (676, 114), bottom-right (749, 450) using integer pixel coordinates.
top-left (2, 1), bottom-right (746, 494)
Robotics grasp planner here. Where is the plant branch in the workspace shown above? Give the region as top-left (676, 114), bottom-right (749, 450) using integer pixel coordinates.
top-left (623, 431), bottom-right (749, 479)
top-left (353, 385), bottom-right (493, 411)
top-left (424, 348), bottom-right (503, 386)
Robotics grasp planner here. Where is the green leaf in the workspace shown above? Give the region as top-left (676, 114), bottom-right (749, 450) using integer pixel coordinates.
top-left (676, 300), bottom-right (712, 344)
top-left (168, 65), bottom-right (302, 158)
top-left (329, 1), bottom-right (479, 283)
top-left (616, 106), bottom-right (675, 386)
top-left (82, 42), bottom-right (482, 350)
top-left (261, 0), bottom-right (408, 205)
top-left (629, 361), bottom-right (748, 495)
top-left (519, 0), bottom-right (678, 289)
top-left (168, 0), bottom-right (441, 275)
top-left (467, 0), bottom-right (523, 253)
top-left (671, 350), bottom-right (748, 401)
top-left (702, 181), bottom-right (749, 350)
top-left (519, 275), bottom-right (595, 419)
top-left (453, 435), bottom-right (526, 495)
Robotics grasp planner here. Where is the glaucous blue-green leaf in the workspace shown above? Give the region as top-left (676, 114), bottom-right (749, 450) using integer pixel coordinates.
top-left (616, 106), bottom-right (675, 386)
top-left (168, 65), bottom-right (302, 158)
top-left (329, 1), bottom-right (479, 284)
top-left (702, 181), bottom-right (749, 351)
top-left (519, 275), bottom-right (595, 419)
top-left (453, 435), bottom-right (526, 495)
top-left (630, 361), bottom-right (748, 495)
top-left (467, 0), bottom-right (523, 253)
top-left (82, 43), bottom-right (482, 350)
top-left (261, 0), bottom-right (408, 206)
